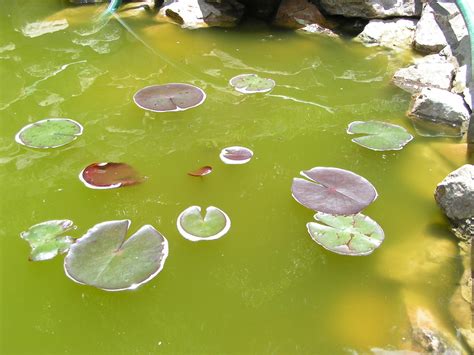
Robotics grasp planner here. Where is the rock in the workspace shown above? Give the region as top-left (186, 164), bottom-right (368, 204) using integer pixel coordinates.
top-left (273, 0), bottom-right (329, 30)
top-left (319, 0), bottom-right (422, 18)
top-left (356, 18), bottom-right (417, 50)
top-left (408, 88), bottom-right (470, 137)
top-left (392, 54), bottom-right (455, 94)
top-left (157, 0), bottom-right (244, 29)
top-left (69, 0), bottom-right (107, 3)
top-left (435, 164), bottom-right (474, 222)
top-left (413, 3), bottom-right (448, 54)
top-left (298, 23), bottom-right (338, 37)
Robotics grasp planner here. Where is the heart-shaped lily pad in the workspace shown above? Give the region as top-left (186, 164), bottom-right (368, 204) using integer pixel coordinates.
top-left (133, 83), bottom-right (206, 112)
top-left (15, 118), bottom-right (83, 149)
top-left (219, 146), bottom-right (253, 165)
top-left (307, 212), bottom-right (384, 256)
top-left (177, 206), bottom-right (231, 242)
top-left (79, 162), bottom-right (142, 189)
top-left (64, 220), bottom-right (169, 291)
top-left (20, 220), bottom-right (76, 261)
top-left (229, 74), bottom-right (275, 94)
top-left (291, 167), bottom-right (378, 215)
top-left (188, 166), bottom-right (213, 177)
top-left (347, 121), bottom-right (414, 151)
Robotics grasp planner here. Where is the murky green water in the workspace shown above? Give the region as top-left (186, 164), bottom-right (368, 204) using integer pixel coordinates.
top-left (0, 1), bottom-right (467, 354)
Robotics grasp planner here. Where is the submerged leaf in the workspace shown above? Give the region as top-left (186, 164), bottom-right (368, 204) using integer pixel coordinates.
top-left (64, 220), bottom-right (169, 291)
top-left (307, 212), bottom-right (384, 256)
top-left (177, 206), bottom-right (231, 242)
top-left (219, 146), bottom-right (253, 165)
top-left (133, 83), bottom-right (206, 112)
top-left (79, 162), bottom-right (142, 189)
top-left (21, 220), bottom-right (76, 261)
top-left (229, 74), bottom-right (275, 94)
top-left (188, 166), bottom-right (213, 177)
top-left (291, 167), bottom-right (377, 215)
top-left (347, 120), bottom-right (413, 151)
top-left (15, 118), bottom-right (83, 149)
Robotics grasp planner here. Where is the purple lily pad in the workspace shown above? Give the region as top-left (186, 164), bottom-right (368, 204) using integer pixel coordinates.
top-left (219, 146), bottom-right (253, 165)
top-left (133, 83), bottom-right (206, 112)
top-left (291, 167), bottom-right (378, 215)
top-left (188, 166), bottom-right (213, 177)
top-left (79, 162), bottom-right (142, 190)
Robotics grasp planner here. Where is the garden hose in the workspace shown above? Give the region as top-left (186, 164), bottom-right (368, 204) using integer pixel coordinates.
top-left (101, 0), bottom-right (122, 18)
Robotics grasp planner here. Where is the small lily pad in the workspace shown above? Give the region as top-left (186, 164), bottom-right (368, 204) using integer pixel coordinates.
top-left (79, 162), bottom-right (142, 189)
top-left (133, 83), bottom-right (206, 112)
top-left (177, 206), bottom-right (231, 242)
top-left (307, 212), bottom-right (384, 256)
top-left (347, 121), bottom-right (414, 151)
top-left (20, 220), bottom-right (76, 261)
top-left (291, 167), bottom-right (378, 215)
top-left (188, 166), bottom-right (212, 177)
top-left (219, 146), bottom-right (253, 165)
top-left (229, 74), bottom-right (275, 94)
top-left (64, 220), bottom-right (169, 291)
top-left (15, 118), bottom-right (83, 149)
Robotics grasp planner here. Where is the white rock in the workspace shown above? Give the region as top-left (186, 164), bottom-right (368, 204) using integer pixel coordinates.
top-left (320, 0), bottom-right (422, 18)
top-left (413, 3), bottom-right (448, 54)
top-left (356, 18), bottom-right (417, 50)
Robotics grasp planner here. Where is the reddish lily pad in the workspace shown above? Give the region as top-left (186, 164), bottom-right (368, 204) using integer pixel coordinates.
top-left (219, 146), bottom-right (253, 165)
top-left (133, 83), bottom-right (206, 112)
top-left (291, 167), bottom-right (378, 215)
top-left (188, 166), bottom-right (213, 177)
top-left (177, 206), bottom-right (231, 242)
top-left (79, 162), bottom-right (142, 189)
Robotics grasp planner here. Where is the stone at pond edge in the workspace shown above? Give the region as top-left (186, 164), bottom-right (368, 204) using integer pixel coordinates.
top-left (356, 18), bottom-right (417, 50)
top-left (272, 0), bottom-right (331, 30)
top-left (435, 164), bottom-right (474, 222)
top-left (319, 0), bottom-right (422, 19)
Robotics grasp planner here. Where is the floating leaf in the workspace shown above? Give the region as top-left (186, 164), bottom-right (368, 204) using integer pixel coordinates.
top-left (291, 167), bottom-right (377, 215)
top-left (15, 118), bottom-right (83, 149)
top-left (133, 83), bottom-right (206, 112)
top-left (219, 146), bottom-right (253, 165)
top-left (177, 206), bottom-right (231, 242)
top-left (79, 162), bottom-right (142, 189)
top-left (229, 74), bottom-right (275, 94)
top-left (20, 220), bottom-right (76, 261)
top-left (307, 212), bottom-right (384, 256)
top-left (64, 220), bottom-right (169, 291)
top-left (188, 166), bottom-right (213, 177)
top-left (347, 121), bottom-right (414, 151)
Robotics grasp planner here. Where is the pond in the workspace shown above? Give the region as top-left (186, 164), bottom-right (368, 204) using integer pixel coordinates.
top-left (0, 1), bottom-right (466, 354)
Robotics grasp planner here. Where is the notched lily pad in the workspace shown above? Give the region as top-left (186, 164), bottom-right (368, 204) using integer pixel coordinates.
top-left (347, 120), bottom-right (414, 151)
top-left (15, 118), bottom-right (83, 149)
top-left (229, 74), bottom-right (275, 94)
top-left (177, 206), bottom-right (231, 242)
top-left (21, 220), bottom-right (76, 261)
top-left (188, 166), bottom-right (212, 177)
top-left (291, 167), bottom-right (377, 215)
top-left (307, 212), bottom-right (384, 256)
top-left (64, 220), bottom-right (169, 291)
top-left (133, 83), bottom-right (206, 112)
top-left (219, 146), bottom-right (253, 165)
top-left (79, 162), bottom-right (142, 189)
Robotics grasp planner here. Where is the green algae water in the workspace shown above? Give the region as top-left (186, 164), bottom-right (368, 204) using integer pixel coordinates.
top-left (0, 1), bottom-right (468, 354)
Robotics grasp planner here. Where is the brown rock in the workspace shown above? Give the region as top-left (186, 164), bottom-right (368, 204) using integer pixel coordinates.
top-left (273, 0), bottom-right (331, 30)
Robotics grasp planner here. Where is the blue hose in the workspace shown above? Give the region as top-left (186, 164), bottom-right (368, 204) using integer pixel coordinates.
top-left (102, 0), bottom-right (122, 17)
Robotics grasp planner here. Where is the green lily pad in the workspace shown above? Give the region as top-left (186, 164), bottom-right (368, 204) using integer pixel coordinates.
top-left (15, 118), bottom-right (83, 149)
top-left (347, 120), bottom-right (413, 151)
top-left (177, 206), bottom-right (231, 242)
top-left (229, 74), bottom-right (275, 94)
top-left (307, 212), bottom-right (384, 256)
top-left (20, 220), bottom-right (76, 261)
top-left (64, 220), bottom-right (169, 291)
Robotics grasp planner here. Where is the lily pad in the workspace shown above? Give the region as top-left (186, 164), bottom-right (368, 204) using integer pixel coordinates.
top-left (15, 118), bottom-right (83, 149)
top-left (347, 120), bottom-right (414, 151)
top-left (188, 166), bottom-right (212, 177)
top-left (20, 220), bottom-right (76, 261)
top-left (133, 83), bottom-right (206, 112)
top-left (177, 206), bottom-right (231, 242)
top-left (307, 212), bottom-right (384, 256)
top-left (64, 220), bottom-right (169, 291)
top-left (291, 167), bottom-right (377, 215)
top-left (229, 74), bottom-right (275, 94)
top-left (79, 162), bottom-right (142, 189)
top-left (219, 146), bottom-right (253, 165)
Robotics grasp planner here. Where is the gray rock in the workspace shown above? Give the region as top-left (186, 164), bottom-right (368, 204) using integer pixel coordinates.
top-left (413, 3), bottom-right (448, 54)
top-left (298, 24), bottom-right (338, 37)
top-left (393, 54), bottom-right (455, 93)
top-left (435, 164), bottom-right (474, 221)
top-left (356, 18), bottom-right (417, 50)
top-left (319, 0), bottom-right (422, 18)
top-left (408, 87), bottom-right (470, 137)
